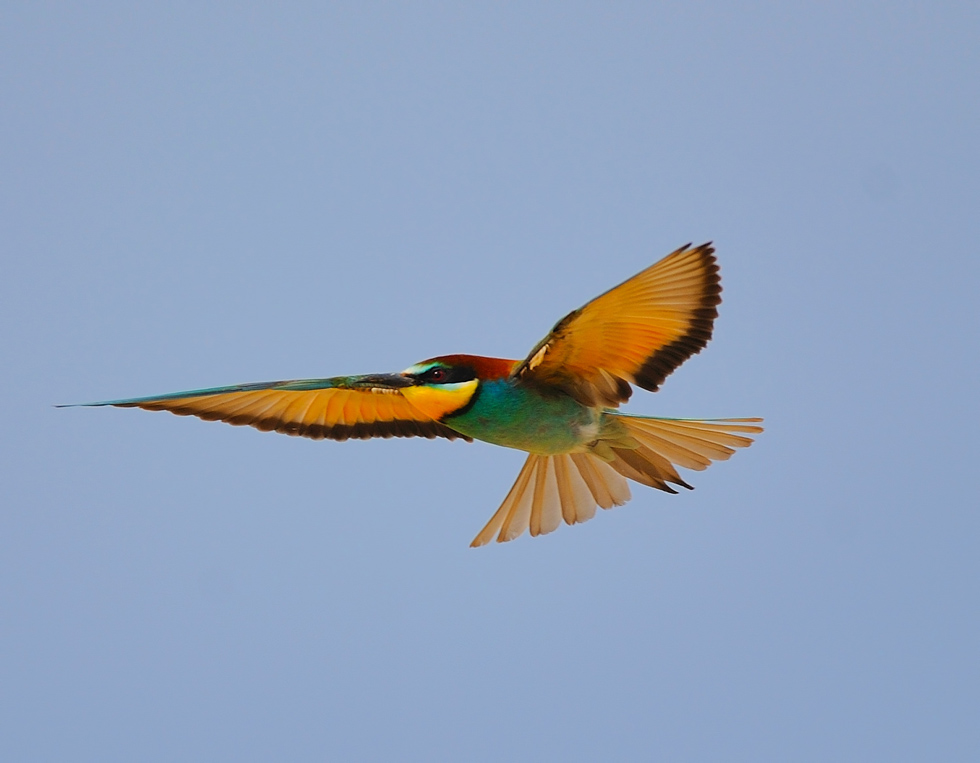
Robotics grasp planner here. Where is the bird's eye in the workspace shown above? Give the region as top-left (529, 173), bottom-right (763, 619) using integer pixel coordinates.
top-left (428, 368), bottom-right (447, 382)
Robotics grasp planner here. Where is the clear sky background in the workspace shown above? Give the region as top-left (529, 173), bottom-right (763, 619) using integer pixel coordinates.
top-left (2, 3), bottom-right (978, 761)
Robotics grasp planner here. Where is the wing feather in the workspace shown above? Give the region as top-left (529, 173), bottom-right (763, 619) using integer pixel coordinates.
top-left (69, 376), bottom-right (472, 442)
top-left (514, 243), bottom-right (721, 406)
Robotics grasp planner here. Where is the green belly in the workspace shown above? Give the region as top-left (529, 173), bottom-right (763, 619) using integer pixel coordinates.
top-left (444, 380), bottom-right (599, 455)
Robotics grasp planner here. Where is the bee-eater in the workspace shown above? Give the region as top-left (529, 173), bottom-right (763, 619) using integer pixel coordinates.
top-left (67, 243), bottom-right (762, 546)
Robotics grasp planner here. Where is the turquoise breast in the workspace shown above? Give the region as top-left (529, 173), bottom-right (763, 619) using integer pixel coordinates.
top-left (444, 379), bottom-right (598, 455)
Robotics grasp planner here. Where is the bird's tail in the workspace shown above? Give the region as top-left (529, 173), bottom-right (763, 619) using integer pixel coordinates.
top-left (470, 415), bottom-right (763, 546)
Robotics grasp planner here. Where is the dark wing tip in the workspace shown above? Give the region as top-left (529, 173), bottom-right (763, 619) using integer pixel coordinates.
top-left (633, 243), bottom-right (722, 393)
top-left (234, 417), bottom-right (472, 443)
top-left (161, 412), bottom-right (472, 443)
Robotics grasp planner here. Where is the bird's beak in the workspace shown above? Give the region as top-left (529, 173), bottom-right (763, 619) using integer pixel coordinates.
top-left (353, 373), bottom-right (415, 389)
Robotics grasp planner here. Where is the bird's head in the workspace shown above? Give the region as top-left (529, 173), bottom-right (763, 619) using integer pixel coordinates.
top-left (398, 354), bottom-right (517, 421)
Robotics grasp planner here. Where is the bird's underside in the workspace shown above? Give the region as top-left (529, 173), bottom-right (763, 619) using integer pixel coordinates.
top-left (64, 243), bottom-right (763, 545)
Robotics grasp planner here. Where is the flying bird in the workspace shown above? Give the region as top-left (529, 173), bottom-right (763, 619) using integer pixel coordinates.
top-left (67, 243), bottom-right (762, 546)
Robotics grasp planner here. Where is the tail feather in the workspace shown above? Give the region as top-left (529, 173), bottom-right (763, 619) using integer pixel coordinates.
top-left (607, 445), bottom-right (688, 493)
top-left (529, 457), bottom-right (562, 537)
top-left (570, 452), bottom-right (631, 509)
top-left (552, 454), bottom-right (597, 525)
top-left (470, 415), bottom-right (762, 546)
top-left (470, 452), bottom-right (629, 547)
top-left (475, 455), bottom-right (535, 546)
top-left (615, 416), bottom-right (763, 470)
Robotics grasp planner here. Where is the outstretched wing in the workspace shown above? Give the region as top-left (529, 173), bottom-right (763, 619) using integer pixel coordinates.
top-left (513, 243), bottom-right (721, 407)
top-left (67, 375), bottom-right (471, 442)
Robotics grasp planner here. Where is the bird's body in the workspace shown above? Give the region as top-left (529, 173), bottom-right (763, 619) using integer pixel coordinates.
top-left (67, 244), bottom-right (763, 545)
top-left (414, 365), bottom-right (599, 455)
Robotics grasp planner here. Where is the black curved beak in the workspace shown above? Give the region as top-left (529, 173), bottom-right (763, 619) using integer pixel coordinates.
top-left (352, 373), bottom-right (415, 389)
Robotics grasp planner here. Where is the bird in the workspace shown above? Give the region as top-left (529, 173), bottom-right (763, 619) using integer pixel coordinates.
top-left (66, 243), bottom-right (762, 546)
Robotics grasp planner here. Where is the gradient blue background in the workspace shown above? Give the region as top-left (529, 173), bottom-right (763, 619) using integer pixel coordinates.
top-left (2, 3), bottom-right (978, 760)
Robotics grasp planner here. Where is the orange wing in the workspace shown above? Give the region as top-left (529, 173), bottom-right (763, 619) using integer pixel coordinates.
top-left (72, 375), bottom-right (471, 442)
top-left (513, 243), bottom-right (721, 407)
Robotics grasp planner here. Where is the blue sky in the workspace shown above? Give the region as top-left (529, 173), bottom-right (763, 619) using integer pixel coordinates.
top-left (2, 3), bottom-right (978, 760)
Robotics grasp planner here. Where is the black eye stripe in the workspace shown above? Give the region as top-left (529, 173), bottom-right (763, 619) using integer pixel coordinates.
top-left (419, 365), bottom-right (476, 384)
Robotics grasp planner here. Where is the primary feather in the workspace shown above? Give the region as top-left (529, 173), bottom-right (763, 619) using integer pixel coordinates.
top-left (513, 243), bottom-right (721, 406)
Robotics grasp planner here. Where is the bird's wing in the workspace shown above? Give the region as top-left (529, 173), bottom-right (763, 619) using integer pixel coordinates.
top-left (513, 243), bottom-right (721, 406)
top-left (68, 375), bottom-right (471, 442)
